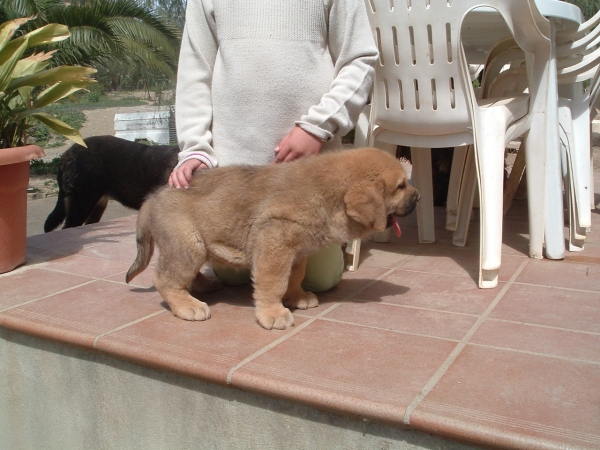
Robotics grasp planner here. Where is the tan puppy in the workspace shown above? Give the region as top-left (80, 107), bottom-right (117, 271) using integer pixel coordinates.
top-left (126, 148), bottom-right (419, 330)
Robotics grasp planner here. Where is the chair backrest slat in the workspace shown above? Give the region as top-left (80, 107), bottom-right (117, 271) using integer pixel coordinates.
top-left (368, 0), bottom-right (473, 136)
top-left (365, 0), bottom-right (550, 138)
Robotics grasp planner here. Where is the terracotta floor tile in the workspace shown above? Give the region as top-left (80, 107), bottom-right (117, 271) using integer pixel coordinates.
top-left (78, 239), bottom-right (139, 263)
top-left (321, 302), bottom-right (477, 340)
top-left (490, 283), bottom-right (600, 333)
top-left (398, 244), bottom-right (526, 283)
top-left (441, 226), bottom-right (531, 258)
top-left (106, 266), bottom-right (156, 289)
top-left (410, 345), bottom-right (600, 449)
top-left (11, 184), bottom-right (600, 449)
top-left (40, 254), bottom-right (133, 279)
top-left (26, 227), bottom-right (80, 249)
top-left (563, 242), bottom-right (600, 265)
top-left (0, 267), bottom-right (90, 309)
top-left (326, 265), bottom-right (392, 298)
top-left (355, 240), bottom-right (420, 269)
top-left (471, 320), bottom-right (600, 363)
top-left (29, 221), bottom-right (137, 250)
top-left (0, 280), bottom-right (164, 348)
top-left (23, 246), bottom-right (58, 265)
top-left (583, 226), bottom-right (600, 244)
top-left (96, 301), bottom-right (308, 385)
top-left (230, 320), bottom-right (457, 424)
top-left (355, 269), bottom-right (500, 315)
top-left (516, 258), bottom-right (600, 291)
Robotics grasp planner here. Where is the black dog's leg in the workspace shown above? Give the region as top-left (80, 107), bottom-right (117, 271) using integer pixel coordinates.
top-left (44, 190), bottom-right (67, 232)
top-left (85, 196), bottom-right (109, 225)
top-left (63, 190), bottom-right (105, 228)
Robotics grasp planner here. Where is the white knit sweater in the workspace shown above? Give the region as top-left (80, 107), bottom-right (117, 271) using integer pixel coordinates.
top-left (175, 0), bottom-right (378, 167)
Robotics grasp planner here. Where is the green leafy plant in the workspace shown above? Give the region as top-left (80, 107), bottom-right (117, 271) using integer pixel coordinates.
top-left (0, 17), bottom-right (96, 149)
top-left (30, 156), bottom-right (60, 175)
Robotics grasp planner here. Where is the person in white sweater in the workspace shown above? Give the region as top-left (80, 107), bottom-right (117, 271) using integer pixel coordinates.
top-left (170, 0), bottom-right (378, 292)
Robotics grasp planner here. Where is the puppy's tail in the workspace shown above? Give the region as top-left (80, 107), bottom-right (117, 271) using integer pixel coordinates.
top-left (126, 202), bottom-right (154, 283)
top-left (44, 166), bottom-right (66, 232)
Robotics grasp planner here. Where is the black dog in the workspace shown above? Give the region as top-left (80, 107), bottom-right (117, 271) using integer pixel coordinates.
top-left (44, 135), bottom-right (178, 232)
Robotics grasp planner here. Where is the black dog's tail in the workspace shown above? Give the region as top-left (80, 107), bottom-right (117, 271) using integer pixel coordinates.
top-left (126, 201), bottom-right (154, 283)
top-left (44, 166), bottom-right (66, 232)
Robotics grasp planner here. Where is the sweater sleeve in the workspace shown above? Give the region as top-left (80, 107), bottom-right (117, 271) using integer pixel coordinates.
top-left (295, 0), bottom-right (378, 141)
top-left (174, 0), bottom-right (219, 168)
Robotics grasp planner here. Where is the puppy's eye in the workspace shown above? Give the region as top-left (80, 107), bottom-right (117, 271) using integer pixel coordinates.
top-left (396, 180), bottom-right (406, 190)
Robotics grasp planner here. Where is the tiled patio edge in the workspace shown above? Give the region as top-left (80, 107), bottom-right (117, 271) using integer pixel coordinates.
top-left (225, 265), bottom-right (404, 384)
top-left (402, 259), bottom-right (530, 425)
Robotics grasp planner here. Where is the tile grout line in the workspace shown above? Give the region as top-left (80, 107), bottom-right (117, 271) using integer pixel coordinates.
top-left (485, 316), bottom-right (600, 337)
top-left (468, 341), bottom-right (600, 366)
top-left (402, 258), bottom-right (530, 426)
top-left (302, 315), bottom-right (461, 343)
top-left (30, 266), bottom-right (153, 289)
top-left (225, 303), bottom-right (340, 385)
top-left (311, 314), bottom-right (600, 366)
top-left (93, 310), bottom-right (168, 348)
top-left (225, 264), bottom-right (402, 385)
top-left (368, 301), bottom-right (481, 317)
top-left (512, 280), bottom-right (600, 294)
top-left (0, 280), bottom-right (98, 314)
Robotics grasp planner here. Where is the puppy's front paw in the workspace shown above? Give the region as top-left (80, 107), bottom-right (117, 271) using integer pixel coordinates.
top-left (284, 291), bottom-right (319, 310)
top-left (255, 305), bottom-right (294, 330)
top-left (171, 299), bottom-right (211, 321)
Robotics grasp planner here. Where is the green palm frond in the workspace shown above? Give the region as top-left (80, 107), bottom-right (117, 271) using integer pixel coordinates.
top-left (0, 0), bottom-right (181, 80)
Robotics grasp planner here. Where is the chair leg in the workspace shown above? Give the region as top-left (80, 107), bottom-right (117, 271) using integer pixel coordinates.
top-left (411, 147), bottom-right (435, 244)
top-left (503, 143), bottom-right (526, 215)
top-left (474, 118), bottom-right (507, 289)
top-left (446, 145), bottom-right (469, 231)
top-left (567, 192), bottom-right (586, 251)
top-left (346, 239), bottom-right (361, 271)
top-left (522, 128), bottom-right (546, 260)
top-left (569, 99), bottom-right (592, 229)
top-left (591, 149), bottom-right (596, 211)
top-left (453, 146), bottom-right (477, 247)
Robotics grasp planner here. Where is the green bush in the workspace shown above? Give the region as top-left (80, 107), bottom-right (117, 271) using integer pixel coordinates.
top-left (30, 157), bottom-right (61, 175)
top-left (87, 90), bottom-right (101, 103)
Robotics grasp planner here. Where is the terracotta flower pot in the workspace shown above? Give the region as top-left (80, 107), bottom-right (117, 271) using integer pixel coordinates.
top-left (0, 144), bottom-right (45, 273)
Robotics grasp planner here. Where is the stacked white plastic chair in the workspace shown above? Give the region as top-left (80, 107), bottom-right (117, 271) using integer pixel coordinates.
top-left (348, 0), bottom-right (552, 289)
top-left (478, 10), bottom-right (600, 251)
top-left (556, 9), bottom-right (600, 249)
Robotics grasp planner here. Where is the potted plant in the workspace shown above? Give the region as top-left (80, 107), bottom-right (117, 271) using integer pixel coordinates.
top-left (0, 17), bottom-right (96, 273)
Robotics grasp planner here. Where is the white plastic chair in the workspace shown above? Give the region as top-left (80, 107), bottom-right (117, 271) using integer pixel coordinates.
top-left (479, 26), bottom-right (600, 251)
top-left (348, 0), bottom-right (552, 288)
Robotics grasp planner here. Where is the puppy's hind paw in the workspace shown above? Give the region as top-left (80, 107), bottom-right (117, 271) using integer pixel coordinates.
top-left (190, 274), bottom-right (223, 293)
top-left (171, 299), bottom-right (211, 321)
top-left (255, 306), bottom-right (295, 330)
top-left (284, 291), bottom-right (319, 310)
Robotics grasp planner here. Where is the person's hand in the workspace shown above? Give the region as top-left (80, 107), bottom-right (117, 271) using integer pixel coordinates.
top-left (274, 126), bottom-right (324, 163)
top-left (168, 159), bottom-right (208, 189)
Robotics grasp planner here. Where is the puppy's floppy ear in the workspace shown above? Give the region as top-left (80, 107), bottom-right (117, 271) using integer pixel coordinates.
top-left (344, 184), bottom-right (387, 231)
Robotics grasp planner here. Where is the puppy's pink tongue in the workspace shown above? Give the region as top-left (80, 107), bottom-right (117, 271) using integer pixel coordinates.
top-left (391, 214), bottom-right (402, 238)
